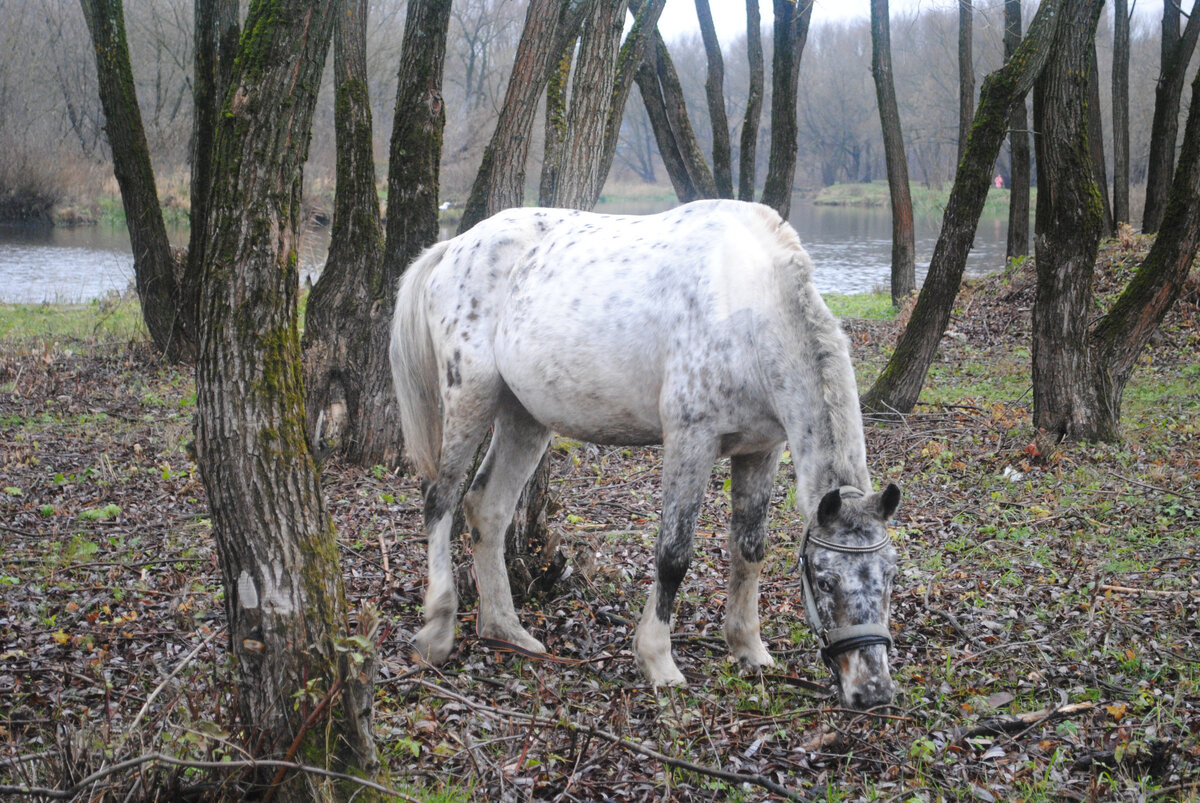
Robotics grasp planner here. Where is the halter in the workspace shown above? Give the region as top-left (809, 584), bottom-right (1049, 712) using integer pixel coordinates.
top-left (798, 487), bottom-right (894, 671)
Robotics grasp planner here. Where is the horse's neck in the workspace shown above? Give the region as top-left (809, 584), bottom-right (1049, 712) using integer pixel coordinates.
top-left (772, 284), bottom-right (872, 510)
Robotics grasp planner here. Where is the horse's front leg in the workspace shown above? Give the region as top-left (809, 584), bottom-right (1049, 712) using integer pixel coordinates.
top-left (724, 447), bottom-right (783, 671)
top-left (634, 436), bottom-right (716, 686)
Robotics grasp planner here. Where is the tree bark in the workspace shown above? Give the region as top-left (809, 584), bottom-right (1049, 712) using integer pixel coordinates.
top-left (383, 1), bottom-right (453, 280)
top-left (193, 0), bottom-right (378, 792)
top-left (80, 0), bottom-right (193, 363)
top-left (861, 0), bottom-right (1066, 415)
top-left (1112, 0), bottom-right (1131, 226)
top-left (1088, 44), bottom-right (1114, 235)
top-left (869, 0), bottom-right (916, 306)
top-left (1005, 0), bottom-right (1031, 259)
top-left (539, 45), bottom-right (573, 206)
top-left (695, 0), bottom-right (732, 198)
top-left (738, 0), bottom-right (764, 202)
top-left (1087, 63), bottom-right (1200, 437)
top-left (185, 0), bottom-right (238, 364)
top-left (1142, 0), bottom-right (1200, 234)
top-left (759, 0), bottom-right (813, 218)
top-left (301, 0), bottom-right (398, 467)
top-left (634, 33), bottom-right (717, 202)
top-left (958, 0), bottom-right (974, 166)
top-left (458, 0), bottom-right (586, 232)
top-left (1031, 0), bottom-right (1106, 441)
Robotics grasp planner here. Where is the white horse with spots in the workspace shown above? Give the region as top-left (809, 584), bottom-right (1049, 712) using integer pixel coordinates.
top-left (391, 199), bottom-right (901, 708)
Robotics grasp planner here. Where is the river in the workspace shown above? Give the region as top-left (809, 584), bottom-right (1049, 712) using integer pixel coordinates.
top-left (0, 200), bottom-right (1010, 303)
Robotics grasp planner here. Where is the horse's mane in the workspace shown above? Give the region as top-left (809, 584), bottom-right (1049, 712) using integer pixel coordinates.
top-left (755, 205), bottom-right (872, 504)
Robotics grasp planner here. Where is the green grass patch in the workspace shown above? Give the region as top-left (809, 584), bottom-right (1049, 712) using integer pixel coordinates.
top-left (824, 291), bottom-right (896, 319)
top-left (811, 180), bottom-right (1027, 219)
top-left (0, 297), bottom-right (147, 343)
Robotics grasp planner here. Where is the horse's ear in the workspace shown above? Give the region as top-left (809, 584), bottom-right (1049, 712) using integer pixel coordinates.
top-left (817, 488), bottom-right (842, 527)
top-left (875, 483), bottom-right (901, 521)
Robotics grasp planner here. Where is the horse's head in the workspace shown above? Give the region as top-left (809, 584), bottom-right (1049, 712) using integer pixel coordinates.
top-left (800, 483), bottom-right (901, 710)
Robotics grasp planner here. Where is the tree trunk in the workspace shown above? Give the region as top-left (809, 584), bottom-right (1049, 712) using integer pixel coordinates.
top-left (1112, 0), bottom-right (1131, 226)
top-left (1088, 45), bottom-right (1114, 235)
top-left (634, 33), bottom-right (717, 202)
top-left (301, 0), bottom-right (398, 467)
top-left (539, 45), bottom-right (573, 206)
top-left (383, 0), bottom-right (453, 280)
top-left (861, 0), bottom-right (1065, 416)
top-left (458, 0), bottom-right (586, 232)
top-left (193, 0), bottom-right (378, 792)
top-left (869, 0), bottom-right (916, 306)
top-left (1086, 63), bottom-right (1200, 437)
top-left (185, 0), bottom-right (238, 364)
top-left (695, 0), bottom-right (732, 198)
top-left (958, 0), bottom-right (974, 165)
top-left (738, 0), bottom-right (764, 202)
top-left (1005, 0), bottom-right (1031, 259)
top-left (1142, 1), bottom-right (1200, 234)
top-left (80, 0), bottom-right (193, 363)
top-left (759, 0), bottom-right (812, 218)
top-left (1030, 0), bottom-right (1105, 441)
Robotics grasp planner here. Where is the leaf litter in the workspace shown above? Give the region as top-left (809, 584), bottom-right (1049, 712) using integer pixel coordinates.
top-left (0, 243), bottom-right (1197, 800)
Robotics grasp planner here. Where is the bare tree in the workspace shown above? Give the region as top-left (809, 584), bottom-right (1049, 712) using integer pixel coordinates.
top-left (1030, 0), bottom-right (1106, 439)
top-left (958, 0), bottom-right (974, 164)
top-left (695, 0), bottom-right (732, 198)
top-left (1005, 0), bottom-right (1031, 259)
top-left (80, 0), bottom-right (193, 362)
top-left (192, 0), bottom-right (379, 791)
top-left (870, 0), bottom-right (916, 305)
top-left (1113, 0), bottom-right (1131, 225)
top-left (759, 0), bottom-right (813, 218)
top-left (861, 0), bottom-right (1066, 415)
top-left (1142, 0), bottom-right (1200, 234)
top-left (738, 0), bottom-right (764, 201)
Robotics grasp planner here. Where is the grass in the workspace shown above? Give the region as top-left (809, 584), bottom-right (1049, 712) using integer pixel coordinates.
top-left (811, 179), bottom-right (1025, 219)
top-left (0, 295), bottom-right (147, 345)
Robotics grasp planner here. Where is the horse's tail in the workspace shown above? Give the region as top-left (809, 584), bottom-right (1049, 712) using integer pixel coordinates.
top-left (391, 241), bottom-right (452, 480)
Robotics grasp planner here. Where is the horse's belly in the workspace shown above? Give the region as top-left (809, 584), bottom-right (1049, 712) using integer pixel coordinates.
top-left (495, 329), bottom-right (666, 445)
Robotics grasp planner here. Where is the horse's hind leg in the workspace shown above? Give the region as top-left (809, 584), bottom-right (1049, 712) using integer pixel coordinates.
top-left (634, 435), bottom-right (718, 686)
top-left (462, 394), bottom-right (550, 653)
top-left (413, 400), bottom-right (496, 665)
top-left (725, 447), bottom-right (783, 671)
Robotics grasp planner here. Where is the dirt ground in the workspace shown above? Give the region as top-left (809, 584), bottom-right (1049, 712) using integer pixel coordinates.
top-left (1, 245), bottom-right (1198, 800)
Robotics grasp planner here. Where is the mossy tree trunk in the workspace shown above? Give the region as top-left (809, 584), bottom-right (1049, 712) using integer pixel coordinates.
top-left (1030, 0), bottom-right (1106, 440)
top-left (1142, 1), bottom-right (1200, 234)
top-left (80, 0), bottom-right (195, 363)
top-left (869, 0), bottom-right (916, 306)
top-left (1004, 0), bottom-right (1031, 259)
top-left (861, 0), bottom-right (1065, 416)
top-left (1085, 62), bottom-right (1200, 438)
top-left (759, 0), bottom-right (812, 219)
top-left (193, 1), bottom-right (379, 795)
top-left (738, 0), bottom-right (764, 202)
top-left (382, 0), bottom-right (452, 279)
top-left (301, 0), bottom-right (396, 467)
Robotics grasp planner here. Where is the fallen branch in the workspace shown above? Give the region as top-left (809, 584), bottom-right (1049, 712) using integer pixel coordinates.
top-left (1099, 583), bottom-right (1200, 598)
top-left (959, 701), bottom-right (1096, 740)
top-left (0, 753), bottom-right (417, 801)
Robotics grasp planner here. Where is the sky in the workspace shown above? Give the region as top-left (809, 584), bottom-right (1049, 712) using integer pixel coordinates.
top-left (654, 0), bottom-right (1160, 48)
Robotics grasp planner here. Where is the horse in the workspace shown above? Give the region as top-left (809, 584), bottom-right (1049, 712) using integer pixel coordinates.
top-left (390, 199), bottom-right (902, 709)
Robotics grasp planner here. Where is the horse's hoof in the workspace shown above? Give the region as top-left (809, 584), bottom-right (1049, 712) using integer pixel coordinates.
top-left (480, 622), bottom-right (545, 655)
top-left (412, 623), bottom-right (455, 665)
top-left (735, 647), bottom-right (776, 672)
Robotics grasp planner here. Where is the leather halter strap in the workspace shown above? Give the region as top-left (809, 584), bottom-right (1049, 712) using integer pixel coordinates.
top-left (799, 487), bottom-right (894, 665)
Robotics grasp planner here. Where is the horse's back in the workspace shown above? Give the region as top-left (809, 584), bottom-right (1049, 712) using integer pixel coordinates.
top-left (493, 200), bottom-right (807, 448)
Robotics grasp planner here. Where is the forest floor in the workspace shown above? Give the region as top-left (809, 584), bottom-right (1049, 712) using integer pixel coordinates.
top-left (1, 234), bottom-right (1198, 801)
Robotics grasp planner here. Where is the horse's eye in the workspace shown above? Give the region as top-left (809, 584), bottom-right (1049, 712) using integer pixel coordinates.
top-left (817, 576), bottom-right (836, 594)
